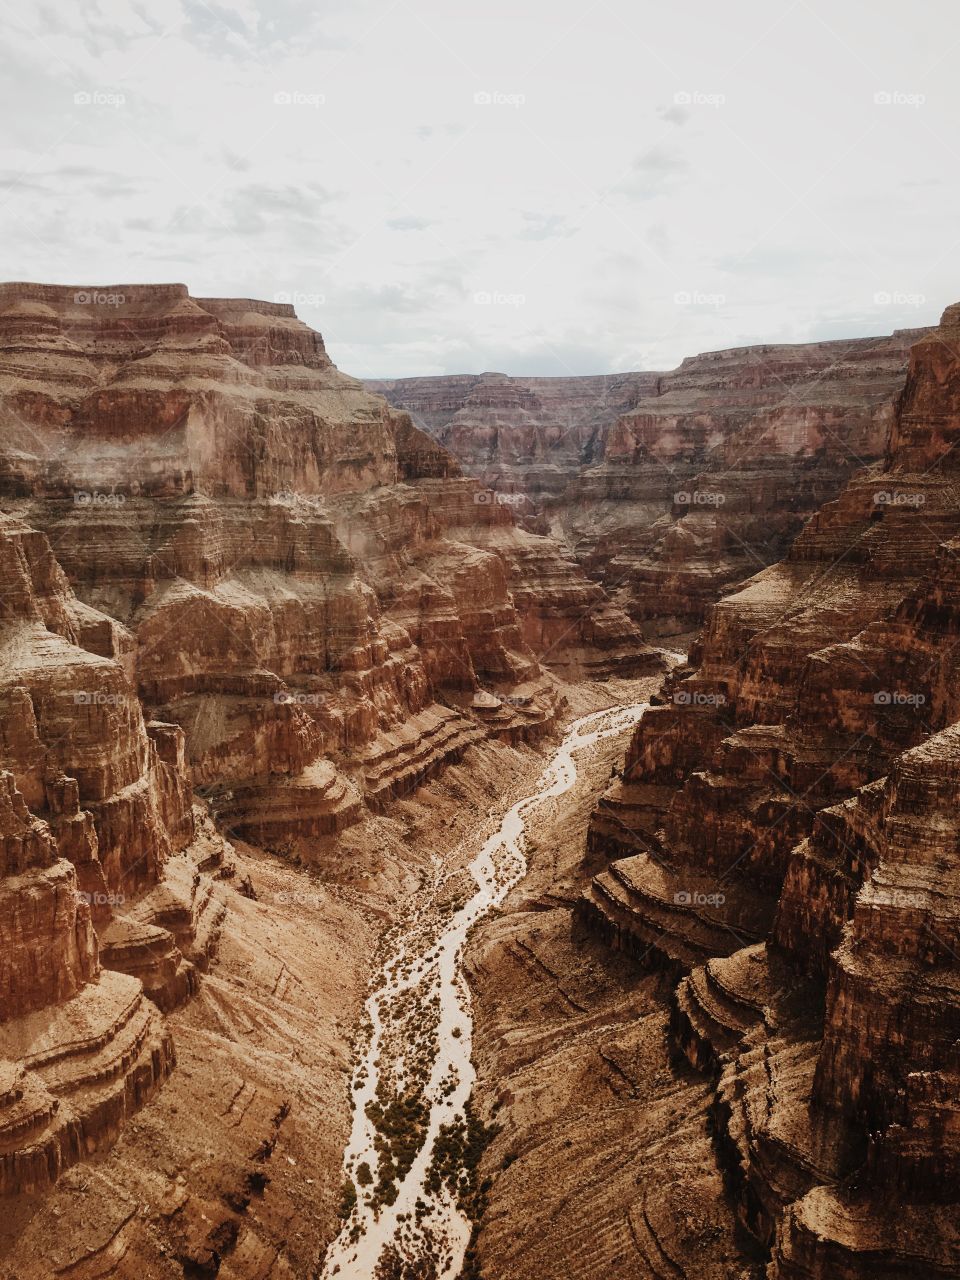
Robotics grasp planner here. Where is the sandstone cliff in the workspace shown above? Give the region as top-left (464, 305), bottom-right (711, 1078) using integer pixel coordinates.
top-left (371, 329), bottom-right (924, 639)
top-left (0, 282), bottom-right (662, 1256)
top-left (0, 283), bottom-right (661, 840)
top-left (571, 307), bottom-right (960, 1277)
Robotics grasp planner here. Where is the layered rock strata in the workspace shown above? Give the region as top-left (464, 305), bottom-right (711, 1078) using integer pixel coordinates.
top-left (0, 282), bottom-right (660, 1207)
top-left (575, 307), bottom-right (960, 1276)
top-left (372, 329), bottom-right (924, 637)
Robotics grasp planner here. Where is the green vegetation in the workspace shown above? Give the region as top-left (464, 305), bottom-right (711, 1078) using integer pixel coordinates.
top-left (425, 1098), bottom-right (500, 1280)
top-left (365, 1084), bottom-right (430, 1209)
top-left (338, 1177), bottom-right (357, 1219)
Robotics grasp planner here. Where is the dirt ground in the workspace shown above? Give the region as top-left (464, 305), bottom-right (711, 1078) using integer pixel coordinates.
top-left (1, 727), bottom-right (560, 1280)
top-left (466, 677), bottom-right (760, 1280)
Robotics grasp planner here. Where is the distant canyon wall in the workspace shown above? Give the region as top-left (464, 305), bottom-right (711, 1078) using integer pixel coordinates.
top-left (371, 327), bottom-right (926, 637)
top-left (576, 305), bottom-right (960, 1278)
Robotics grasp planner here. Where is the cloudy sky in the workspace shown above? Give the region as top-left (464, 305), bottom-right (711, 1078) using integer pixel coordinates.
top-left (1, 0), bottom-right (958, 377)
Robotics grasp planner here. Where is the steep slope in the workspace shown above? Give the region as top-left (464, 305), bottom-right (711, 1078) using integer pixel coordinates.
top-left (0, 283), bottom-right (661, 833)
top-left (371, 328), bottom-right (924, 637)
top-left (567, 306), bottom-right (960, 1277)
top-left (0, 510), bottom-right (199, 1200)
top-left (0, 282), bottom-right (663, 1266)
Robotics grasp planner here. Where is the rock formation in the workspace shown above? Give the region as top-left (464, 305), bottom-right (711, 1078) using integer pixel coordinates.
top-left (3, 278), bottom-right (957, 1279)
top-left (0, 512), bottom-right (184, 1198)
top-left (0, 283), bottom-right (663, 840)
top-left (371, 329), bottom-right (924, 638)
top-left (0, 282), bottom-right (663, 1224)
top-left (574, 306), bottom-right (960, 1276)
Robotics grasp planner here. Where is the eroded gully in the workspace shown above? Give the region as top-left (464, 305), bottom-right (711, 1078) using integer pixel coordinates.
top-left (321, 701), bottom-right (649, 1279)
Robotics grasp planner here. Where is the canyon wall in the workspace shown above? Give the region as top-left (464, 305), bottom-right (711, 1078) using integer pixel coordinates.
top-left (573, 306), bottom-right (960, 1277)
top-left (0, 283), bottom-right (661, 1224)
top-left (371, 328), bottom-right (924, 638)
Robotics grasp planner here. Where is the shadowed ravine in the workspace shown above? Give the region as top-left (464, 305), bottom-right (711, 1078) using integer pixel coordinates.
top-left (321, 703), bottom-right (648, 1279)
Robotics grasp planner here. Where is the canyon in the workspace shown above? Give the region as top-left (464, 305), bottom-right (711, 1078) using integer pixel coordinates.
top-left (371, 327), bottom-right (924, 640)
top-left (0, 282), bottom-right (660, 1278)
top-left (0, 281), bottom-right (958, 1280)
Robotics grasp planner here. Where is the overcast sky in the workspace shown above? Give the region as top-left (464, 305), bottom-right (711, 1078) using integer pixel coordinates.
top-left (1, 0), bottom-right (958, 377)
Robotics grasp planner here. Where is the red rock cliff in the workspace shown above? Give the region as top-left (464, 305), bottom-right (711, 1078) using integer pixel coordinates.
top-left (578, 306), bottom-right (960, 1277)
top-left (371, 329), bottom-right (924, 638)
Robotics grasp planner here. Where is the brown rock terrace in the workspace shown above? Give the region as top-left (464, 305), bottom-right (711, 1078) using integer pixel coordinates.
top-left (1, 282), bottom-right (959, 1280)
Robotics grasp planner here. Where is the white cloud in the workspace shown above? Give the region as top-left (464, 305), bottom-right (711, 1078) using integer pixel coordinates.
top-left (0, 0), bottom-right (956, 376)
top-left (387, 214), bottom-right (433, 231)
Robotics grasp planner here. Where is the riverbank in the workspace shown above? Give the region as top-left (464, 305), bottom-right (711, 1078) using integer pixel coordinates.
top-left (321, 681), bottom-right (657, 1278)
top-left (464, 678), bottom-right (760, 1279)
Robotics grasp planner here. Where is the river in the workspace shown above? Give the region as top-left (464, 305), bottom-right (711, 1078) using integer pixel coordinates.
top-left (321, 701), bottom-right (648, 1279)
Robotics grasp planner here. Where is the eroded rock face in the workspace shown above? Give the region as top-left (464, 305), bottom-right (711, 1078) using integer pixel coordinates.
top-left (0, 282), bottom-right (662, 1205)
top-left (577, 307), bottom-right (960, 1276)
top-left (0, 513), bottom-right (183, 1196)
top-left (1, 282), bottom-right (660, 836)
top-left (372, 329), bottom-right (923, 638)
